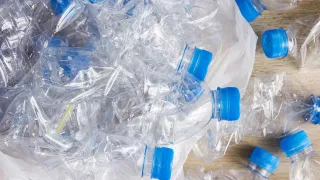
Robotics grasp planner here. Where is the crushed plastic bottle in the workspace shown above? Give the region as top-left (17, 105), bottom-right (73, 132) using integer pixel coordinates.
top-left (95, 0), bottom-right (222, 80)
top-left (41, 36), bottom-right (95, 85)
top-left (235, 0), bottom-right (301, 22)
top-left (262, 15), bottom-right (320, 69)
top-left (239, 73), bottom-right (320, 138)
top-left (192, 120), bottom-right (240, 162)
top-left (186, 147), bottom-right (280, 180)
top-left (45, 133), bottom-right (175, 180)
top-left (0, 0), bottom-right (84, 88)
top-left (112, 70), bottom-right (240, 145)
top-left (191, 85), bottom-right (241, 162)
top-left (280, 130), bottom-right (320, 180)
top-left (0, 65), bottom-right (127, 155)
top-left (0, 0), bottom-right (35, 87)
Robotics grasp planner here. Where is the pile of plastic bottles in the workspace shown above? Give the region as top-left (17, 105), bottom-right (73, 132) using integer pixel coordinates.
top-left (0, 0), bottom-right (319, 179)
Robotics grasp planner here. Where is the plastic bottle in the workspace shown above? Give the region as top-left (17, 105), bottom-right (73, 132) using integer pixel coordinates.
top-left (142, 45), bottom-right (213, 101)
top-left (262, 15), bottom-right (320, 69)
top-left (187, 147), bottom-right (280, 180)
top-left (280, 130), bottom-right (320, 180)
top-left (38, 133), bottom-right (174, 180)
top-left (114, 71), bottom-right (240, 145)
top-left (53, 0), bottom-right (135, 33)
top-left (42, 36), bottom-right (93, 84)
top-left (0, 0), bottom-right (34, 87)
top-left (192, 120), bottom-right (240, 162)
top-left (239, 73), bottom-right (320, 138)
top-left (235, 0), bottom-right (301, 22)
top-left (0, 0), bottom-right (79, 88)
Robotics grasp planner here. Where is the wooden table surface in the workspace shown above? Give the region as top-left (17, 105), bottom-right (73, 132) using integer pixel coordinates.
top-left (185, 1), bottom-right (320, 179)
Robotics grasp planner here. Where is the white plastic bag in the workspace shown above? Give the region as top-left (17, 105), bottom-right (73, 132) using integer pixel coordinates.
top-left (0, 151), bottom-right (55, 180)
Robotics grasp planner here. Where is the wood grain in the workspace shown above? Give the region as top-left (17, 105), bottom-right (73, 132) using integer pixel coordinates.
top-left (185, 1), bottom-right (320, 179)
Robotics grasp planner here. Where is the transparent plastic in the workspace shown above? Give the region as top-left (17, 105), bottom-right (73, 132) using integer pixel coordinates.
top-left (186, 169), bottom-right (268, 180)
top-left (240, 73), bottom-right (319, 138)
top-left (0, 64), bottom-right (129, 159)
top-left (112, 71), bottom-right (226, 145)
top-left (0, 0), bottom-right (257, 179)
top-left (96, 0), bottom-right (222, 80)
top-left (0, 0), bottom-right (101, 88)
top-left (46, 133), bottom-right (173, 180)
top-left (192, 120), bottom-right (239, 162)
top-left (1, 132), bottom-right (173, 180)
top-left (236, 0), bottom-right (300, 22)
top-left (284, 15), bottom-right (320, 69)
top-left (186, 162), bottom-right (275, 180)
top-left (0, 0), bottom-right (37, 87)
top-left (289, 147), bottom-right (320, 180)
top-left (114, 71), bottom-right (213, 144)
top-left (257, 0), bottom-right (301, 11)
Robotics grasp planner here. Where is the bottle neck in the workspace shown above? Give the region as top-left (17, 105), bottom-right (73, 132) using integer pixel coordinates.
top-left (142, 146), bottom-right (155, 178)
top-left (247, 162), bottom-right (271, 179)
top-left (211, 90), bottom-right (220, 120)
top-left (289, 146), bottom-right (315, 163)
top-left (286, 27), bottom-right (297, 58)
top-left (250, 0), bottom-right (266, 13)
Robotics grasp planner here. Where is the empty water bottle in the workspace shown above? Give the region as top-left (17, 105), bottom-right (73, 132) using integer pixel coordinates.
top-left (42, 36), bottom-right (94, 85)
top-left (0, 0), bottom-right (35, 87)
top-left (42, 133), bottom-right (175, 180)
top-left (187, 147), bottom-right (280, 180)
top-left (280, 130), bottom-right (320, 180)
top-left (239, 73), bottom-right (320, 138)
top-left (192, 119), bottom-right (240, 162)
top-left (0, 0), bottom-right (79, 88)
top-left (113, 70), bottom-right (241, 145)
top-left (262, 15), bottom-right (320, 69)
top-left (0, 65), bottom-right (127, 155)
top-left (236, 0), bottom-right (301, 22)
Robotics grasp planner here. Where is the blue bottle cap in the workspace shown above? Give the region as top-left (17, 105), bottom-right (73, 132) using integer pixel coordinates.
top-left (262, 28), bottom-right (289, 59)
top-left (249, 147), bottom-right (280, 174)
top-left (305, 95), bottom-right (320, 125)
top-left (217, 87), bottom-right (241, 121)
top-left (152, 147), bottom-right (174, 180)
top-left (280, 130), bottom-right (312, 157)
top-left (235, 0), bottom-right (263, 22)
top-left (50, 0), bottom-right (71, 15)
top-left (188, 47), bottom-right (213, 82)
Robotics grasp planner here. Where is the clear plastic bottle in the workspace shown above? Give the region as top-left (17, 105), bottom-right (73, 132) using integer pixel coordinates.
top-left (235, 0), bottom-right (301, 22)
top-left (187, 147), bottom-right (280, 180)
top-left (262, 15), bottom-right (320, 69)
top-left (37, 133), bottom-right (174, 180)
top-left (238, 73), bottom-right (320, 138)
top-left (42, 36), bottom-right (93, 84)
top-left (0, 0), bottom-right (79, 88)
top-left (116, 71), bottom-right (240, 145)
top-left (192, 120), bottom-right (240, 162)
top-left (0, 0), bottom-right (35, 87)
top-left (280, 130), bottom-right (320, 180)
